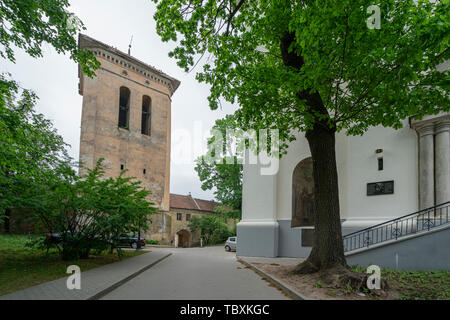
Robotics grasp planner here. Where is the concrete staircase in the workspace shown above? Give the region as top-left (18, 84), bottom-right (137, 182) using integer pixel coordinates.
top-left (343, 201), bottom-right (450, 270)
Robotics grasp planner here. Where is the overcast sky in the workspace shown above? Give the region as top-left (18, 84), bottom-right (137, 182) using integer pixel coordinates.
top-left (2, 0), bottom-right (238, 201)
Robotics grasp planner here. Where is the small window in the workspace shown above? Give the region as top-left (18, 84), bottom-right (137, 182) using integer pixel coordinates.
top-left (378, 158), bottom-right (384, 171)
top-left (141, 96), bottom-right (151, 136)
top-left (143, 169), bottom-right (146, 175)
top-left (120, 164), bottom-right (125, 170)
top-left (177, 213), bottom-right (182, 221)
top-left (186, 214), bottom-right (191, 221)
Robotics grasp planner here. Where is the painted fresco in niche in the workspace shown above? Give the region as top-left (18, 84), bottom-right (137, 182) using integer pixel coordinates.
top-left (291, 157), bottom-right (315, 227)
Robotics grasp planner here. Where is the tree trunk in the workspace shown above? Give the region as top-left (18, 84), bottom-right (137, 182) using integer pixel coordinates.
top-left (293, 124), bottom-right (347, 273)
top-left (280, 31), bottom-right (347, 273)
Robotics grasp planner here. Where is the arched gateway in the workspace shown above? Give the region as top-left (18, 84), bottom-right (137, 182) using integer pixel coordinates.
top-left (175, 229), bottom-right (191, 248)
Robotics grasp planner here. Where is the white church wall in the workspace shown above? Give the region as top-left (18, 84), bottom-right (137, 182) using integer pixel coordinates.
top-left (276, 132), bottom-right (310, 221)
top-left (237, 151), bottom-right (280, 257)
top-left (275, 131), bottom-right (350, 222)
top-left (344, 119), bottom-right (419, 229)
top-left (241, 151), bottom-right (278, 221)
top-left (238, 120), bottom-right (420, 257)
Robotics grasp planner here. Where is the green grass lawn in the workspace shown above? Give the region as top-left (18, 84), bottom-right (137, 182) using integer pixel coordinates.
top-left (383, 269), bottom-right (450, 300)
top-left (0, 234), bottom-right (146, 297)
top-left (352, 265), bottom-right (450, 300)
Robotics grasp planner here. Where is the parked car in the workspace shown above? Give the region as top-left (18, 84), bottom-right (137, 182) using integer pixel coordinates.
top-left (45, 231), bottom-right (78, 245)
top-left (45, 232), bottom-right (63, 245)
top-left (225, 236), bottom-right (237, 252)
top-left (117, 233), bottom-right (146, 249)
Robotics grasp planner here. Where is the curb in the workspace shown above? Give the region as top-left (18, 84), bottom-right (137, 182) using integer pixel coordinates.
top-left (237, 258), bottom-right (312, 300)
top-left (87, 253), bottom-right (172, 300)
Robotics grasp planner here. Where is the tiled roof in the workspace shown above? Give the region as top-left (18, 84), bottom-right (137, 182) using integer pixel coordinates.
top-left (170, 194), bottom-right (221, 212)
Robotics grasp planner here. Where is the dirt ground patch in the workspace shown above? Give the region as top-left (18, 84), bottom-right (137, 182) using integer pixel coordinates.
top-left (252, 263), bottom-right (403, 300)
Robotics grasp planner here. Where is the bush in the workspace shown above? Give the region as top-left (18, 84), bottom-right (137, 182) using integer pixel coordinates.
top-left (189, 214), bottom-right (232, 246)
top-left (33, 159), bottom-right (157, 260)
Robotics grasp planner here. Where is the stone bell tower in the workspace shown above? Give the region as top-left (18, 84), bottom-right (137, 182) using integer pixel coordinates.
top-left (78, 34), bottom-right (180, 211)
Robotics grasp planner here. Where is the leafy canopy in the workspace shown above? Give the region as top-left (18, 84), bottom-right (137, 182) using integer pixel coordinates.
top-left (195, 115), bottom-right (243, 210)
top-left (153, 0), bottom-right (449, 149)
top-left (189, 214), bottom-right (231, 245)
top-left (0, 0), bottom-right (99, 76)
top-left (0, 81), bottom-right (70, 217)
top-left (27, 159), bottom-right (157, 260)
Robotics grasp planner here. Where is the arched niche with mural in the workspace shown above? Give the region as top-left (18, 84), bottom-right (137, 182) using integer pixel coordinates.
top-left (291, 157), bottom-right (315, 228)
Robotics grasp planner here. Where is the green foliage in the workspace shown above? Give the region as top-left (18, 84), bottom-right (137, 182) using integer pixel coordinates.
top-left (0, 83), bottom-right (70, 224)
top-left (189, 214), bottom-right (231, 245)
top-left (214, 204), bottom-right (241, 221)
top-left (0, 234), bottom-right (145, 296)
top-left (154, 0), bottom-right (449, 269)
top-left (0, 0), bottom-right (99, 226)
top-left (35, 159), bottom-right (157, 260)
top-left (383, 268), bottom-right (450, 300)
top-left (0, 0), bottom-right (99, 126)
top-left (195, 116), bottom-right (243, 210)
top-left (153, 0), bottom-right (449, 149)
top-left (0, 79), bottom-right (157, 261)
top-left (350, 265), bottom-right (450, 299)
top-left (0, 0), bottom-right (99, 76)
top-left (148, 239), bottom-right (161, 245)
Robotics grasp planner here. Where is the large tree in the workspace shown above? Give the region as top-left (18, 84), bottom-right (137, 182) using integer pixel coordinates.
top-left (0, 0), bottom-right (98, 79)
top-left (195, 116), bottom-right (243, 211)
top-left (0, 0), bottom-right (99, 229)
top-left (153, 0), bottom-right (449, 282)
top-left (0, 81), bottom-right (70, 230)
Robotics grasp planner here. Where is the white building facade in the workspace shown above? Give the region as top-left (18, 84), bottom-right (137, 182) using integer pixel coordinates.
top-left (237, 113), bottom-right (450, 258)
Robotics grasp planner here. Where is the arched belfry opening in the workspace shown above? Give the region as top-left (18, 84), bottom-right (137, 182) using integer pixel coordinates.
top-left (141, 95), bottom-right (151, 135)
top-left (292, 157), bottom-right (315, 228)
top-left (118, 86), bottom-right (130, 129)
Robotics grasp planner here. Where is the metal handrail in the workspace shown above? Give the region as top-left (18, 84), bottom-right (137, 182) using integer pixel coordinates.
top-left (343, 201), bottom-right (450, 253)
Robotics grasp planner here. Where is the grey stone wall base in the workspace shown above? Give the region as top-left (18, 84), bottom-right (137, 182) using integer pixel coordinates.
top-left (278, 220), bottom-right (312, 258)
top-left (237, 221), bottom-right (278, 257)
top-left (346, 226), bottom-right (450, 271)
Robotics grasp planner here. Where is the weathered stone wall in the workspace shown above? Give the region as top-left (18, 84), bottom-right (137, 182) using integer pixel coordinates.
top-left (144, 211), bottom-right (172, 244)
top-left (79, 49), bottom-right (172, 211)
top-left (168, 208), bottom-right (205, 246)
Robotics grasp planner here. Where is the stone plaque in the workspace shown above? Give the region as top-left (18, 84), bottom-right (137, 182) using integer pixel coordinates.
top-left (367, 181), bottom-right (394, 196)
top-left (301, 229), bottom-right (314, 247)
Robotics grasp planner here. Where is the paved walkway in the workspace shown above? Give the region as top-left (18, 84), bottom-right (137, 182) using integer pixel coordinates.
top-left (0, 250), bottom-right (170, 300)
top-left (1, 247), bottom-right (290, 300)
top-left (101, 246), bottom-right (289, 300)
